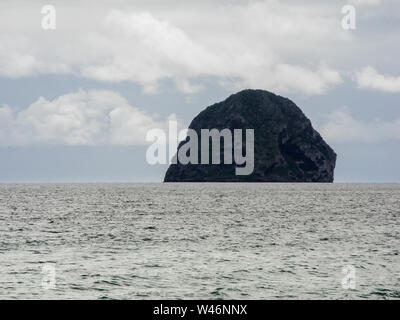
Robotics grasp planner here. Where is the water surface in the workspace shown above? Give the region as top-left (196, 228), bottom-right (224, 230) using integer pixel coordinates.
top-left (0, 183), bottom-right (399, 299)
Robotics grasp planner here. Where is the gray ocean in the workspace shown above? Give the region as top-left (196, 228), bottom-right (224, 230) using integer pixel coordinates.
top-left (0, 183), bottom-right (399, 300)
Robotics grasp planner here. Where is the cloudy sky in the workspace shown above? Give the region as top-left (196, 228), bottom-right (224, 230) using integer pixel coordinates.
top-left (0, 0), bottom-right (399, 182)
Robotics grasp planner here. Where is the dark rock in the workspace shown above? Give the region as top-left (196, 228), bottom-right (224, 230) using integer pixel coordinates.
top-left (164, 89), bottom-right (336, 182)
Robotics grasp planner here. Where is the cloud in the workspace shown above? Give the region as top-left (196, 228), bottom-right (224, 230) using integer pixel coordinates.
top-left (0, 1), bottom-right (349, 95)
top-left (0, 90), bottom-right (179, 146)
top-left (272, 63), bottom-right (342, 95)
top-left (320, 107), bottom-right (400, 143)
top-left (348, 0), bottom-right (382, 6)
top-left (355, 66), bottom-right (400, 93)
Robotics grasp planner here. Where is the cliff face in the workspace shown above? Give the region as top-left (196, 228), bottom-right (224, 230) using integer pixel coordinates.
top-left (164, 89), bottom-right (336, 182)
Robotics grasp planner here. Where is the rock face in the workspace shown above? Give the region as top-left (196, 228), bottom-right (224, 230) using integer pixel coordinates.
top-left (164, 89), bottom-right (336, 182)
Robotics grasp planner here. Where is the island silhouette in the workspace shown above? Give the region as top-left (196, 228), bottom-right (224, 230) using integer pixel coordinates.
top-left (164, 89), bottom-right (336, 182)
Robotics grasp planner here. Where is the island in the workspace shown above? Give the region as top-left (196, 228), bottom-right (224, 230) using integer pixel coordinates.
top-left (164, 89), bottom-right (336, 182)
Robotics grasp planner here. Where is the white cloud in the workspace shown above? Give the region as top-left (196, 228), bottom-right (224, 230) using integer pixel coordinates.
top-left (356, 66), bottom-right (400, 93)
top-left (0, 1), bottom-right (349, 95)
top-left (0, 90), bottom-right (179, 146)
top-left (320, 107), bottom-right (400, 143)
top-left (273, 63), bottom-right (342, 95)
top-left (348, 0), bottom-right (382, 6)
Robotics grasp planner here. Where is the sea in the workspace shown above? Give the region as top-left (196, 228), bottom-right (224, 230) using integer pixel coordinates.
top-left (0, 183), bottom-right (399, 299)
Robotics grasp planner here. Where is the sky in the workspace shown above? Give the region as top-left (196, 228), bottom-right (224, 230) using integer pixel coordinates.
top-left (0, 0), bottom-right (399, 182)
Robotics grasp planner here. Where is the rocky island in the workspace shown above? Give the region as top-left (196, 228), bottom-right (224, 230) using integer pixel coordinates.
top-left (164, 89), bottom-right (336, 182)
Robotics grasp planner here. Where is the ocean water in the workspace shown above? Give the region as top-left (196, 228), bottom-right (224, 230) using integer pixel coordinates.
top-left (0, 183), bottom-right (399, 300)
